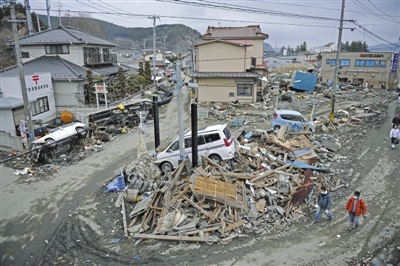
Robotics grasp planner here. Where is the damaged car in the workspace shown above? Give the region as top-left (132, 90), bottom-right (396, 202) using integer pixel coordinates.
top-left (30, 122), bottom-right (88, 163)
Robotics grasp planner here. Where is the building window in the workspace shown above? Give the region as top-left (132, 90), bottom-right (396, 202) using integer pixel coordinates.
top-left (22, 52), bottom-right (29, 58)
top-left (376, 60), bottom-right (386, 67)
top-left (355, 60), bottom-right (365, 67)
top-left (237, 84), bottom-right (253, 96)
top-left (31, 96), bottom-right (49, 116)
top-left (365, 60), bottom-right (375, 67)
top-left (45, 44), bottom-right (69, 54)
top-left (331, 59), bottom-right (336, 66)
top-left (229, 92), bottom-right (234, 97)
top-left (326, 59), bottom-right (330, 64)
top-left (340, 59), bottom-right (350, 66)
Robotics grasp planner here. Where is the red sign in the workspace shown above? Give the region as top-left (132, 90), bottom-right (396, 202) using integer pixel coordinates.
top-left (32, 75), bottom-right (39, 85)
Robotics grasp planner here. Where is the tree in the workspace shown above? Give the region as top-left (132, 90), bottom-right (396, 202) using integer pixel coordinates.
top-left (85, 70), bottom-right (95, 104)
top-left (317, 52), bottom-right (322, 61)
top-left (144, 61), bottom-right (152, 85)
top-left (64, 12), bottom-right (104, 37)
top-left (302, 41), bottom-right (307, 51)
top-left (362, 41), bottom-right (369, 52)
top-left (114, 66), bottom-right (127, 97)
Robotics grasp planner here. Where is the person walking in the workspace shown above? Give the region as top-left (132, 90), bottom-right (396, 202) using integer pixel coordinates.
top-left (392, 114), bottom-right (400, 127)
top-left (315, 186), bottom-right (333, 223)
top-left (390, 125), bottom-right (400, 149)
top-left (345, 191), bottom-right (367, 231)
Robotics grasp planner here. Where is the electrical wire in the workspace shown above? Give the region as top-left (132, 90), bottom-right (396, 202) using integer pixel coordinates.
top-left (367, 0), bottom-right (399, 23)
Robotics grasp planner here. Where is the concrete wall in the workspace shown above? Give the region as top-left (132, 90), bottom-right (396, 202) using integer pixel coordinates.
top-left (0, 131), bottom-right (23, 152)
top-left (247, 39), bottom-right (265, 65)
top-left (197, 78), bottom-right (257, 103)
top-left (53, 81), bottom-right (86, 107)
top-left (0, 109), bottom-right (17, 136)
top-left (321, 52), bottom-right (395, 88)
top-left (197, 42), bottom-right (246, 72)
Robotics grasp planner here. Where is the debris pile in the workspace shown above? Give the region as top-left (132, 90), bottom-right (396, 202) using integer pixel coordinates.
top-left (111, 129), bottom-right (349, 244)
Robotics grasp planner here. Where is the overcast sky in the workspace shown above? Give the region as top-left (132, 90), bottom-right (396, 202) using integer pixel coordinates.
top-left (28, 0), bottom-right (399, 50)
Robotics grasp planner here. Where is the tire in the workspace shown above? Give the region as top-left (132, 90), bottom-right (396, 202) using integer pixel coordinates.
top-left (160, 162), bottom-right (173, 174)
top-left (209, 154), bottom-right (222, 164)
top-left (274, 125), bottom-right (281, 130)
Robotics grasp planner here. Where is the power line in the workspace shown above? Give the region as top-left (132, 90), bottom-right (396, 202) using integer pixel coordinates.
top-left (367, 0), bottom-right (398, 23)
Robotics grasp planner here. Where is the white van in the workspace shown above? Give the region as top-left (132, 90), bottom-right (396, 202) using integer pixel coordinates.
top-left (155, 124), bottom-right (235, 173)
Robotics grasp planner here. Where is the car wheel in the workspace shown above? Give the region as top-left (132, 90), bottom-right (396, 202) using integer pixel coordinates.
top-left (76, 127), bottom-right (86, 137)
top-left (274, 125), bottom-right (281, 130)
top-left (45, 138), bottom-right (56, 148)
top-left (209, 154), bottom-right (222, 164)
top-left (160, 162), bottom-right (173, 174)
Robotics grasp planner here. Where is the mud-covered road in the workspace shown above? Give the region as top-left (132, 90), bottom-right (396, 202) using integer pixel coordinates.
top-left (1, 89), bottom-right (399, 266)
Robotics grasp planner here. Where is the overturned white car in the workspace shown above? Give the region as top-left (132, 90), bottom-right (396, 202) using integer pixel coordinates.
top-left (30, 122), bottom-right (88, 163)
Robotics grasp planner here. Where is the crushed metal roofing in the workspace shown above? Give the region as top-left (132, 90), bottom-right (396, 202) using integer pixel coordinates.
top-left (0, 56), bottom-right (86, 81)
top-left (200, 25), bottom-right (268, 40)
top-left (193, 72), bottom-right (262, 78)
top-left (8, 25), bottom-right (116, 46)
top-left (0, 97), bottom-right (24, 109)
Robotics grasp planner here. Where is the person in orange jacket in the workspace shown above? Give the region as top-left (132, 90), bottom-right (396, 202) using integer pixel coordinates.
top-left (345, 191), bottom-right (367, 231)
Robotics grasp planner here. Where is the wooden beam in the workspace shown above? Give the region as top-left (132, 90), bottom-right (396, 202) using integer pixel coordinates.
top-left (185, 226), bottom-right (221, 236)
top-left (132, 234), bottom-right (219, 242)
top-left (121, 201), bottom-right (128, 237)
top-left (251, 164), bottom-right (292, 182)
top-left (183, 195), bottom-right (214, 219)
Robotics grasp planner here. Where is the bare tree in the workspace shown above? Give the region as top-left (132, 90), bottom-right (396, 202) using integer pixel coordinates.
top-left (64, 12), bottom-right (105, 38)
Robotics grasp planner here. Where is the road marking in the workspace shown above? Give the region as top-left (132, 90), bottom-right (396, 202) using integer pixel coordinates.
top-left (375, 146), bottom-right (381, 152)
top-left (358, 148), bottom-right (369, 160)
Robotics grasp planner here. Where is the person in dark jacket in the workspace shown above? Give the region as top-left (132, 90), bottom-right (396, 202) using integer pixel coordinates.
top-left (392, 114), bottom-right (400, 127)
top-left (345, 191), bottom-right (367, 231)
top-left (315, 186), bottom-right (333, 223)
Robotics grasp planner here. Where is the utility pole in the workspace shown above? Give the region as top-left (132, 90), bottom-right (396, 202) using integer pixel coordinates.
top-left (24, 0), bottom-right (34, 35)
top-left (162, 36), bottom-right (167, 67)
top-left (9, 1), bottom-right (35, 146)
top-left (149, 15), bottom-right (160, 86)
top-left (46, 0), bottom-right (51, 29)
top-left (56, 0), bottom-right (62, 26)
top-left (329, 0), bottom-right (345, 122)
top-left (36, 14), bottom-right (41, 32)
top-left (176, 61), bottom-right (185, 163)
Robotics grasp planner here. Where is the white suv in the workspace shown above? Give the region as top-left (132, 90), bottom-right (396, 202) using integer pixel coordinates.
top-left (155, 124), bottom-right (235, 173)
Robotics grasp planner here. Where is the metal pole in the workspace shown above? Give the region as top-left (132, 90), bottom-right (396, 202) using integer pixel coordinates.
top-left (153, 96), bottom-right (160, 150)
top-left (191, 103), bottom-right (198, 168)
top-left (24, 0), bottom-right (34, 35)
top-left (329, 0), bottom-right (345, 122)
top-left (103, 80), bottom-right (108, 109)
top-left (36, 13), bottom-right (41, 32)
top-left (9, 2), bottom-right (35, 146)
top-left (94, 83), bottom-right (99, 111)
top-left (46, 0), bottom-right (51, 29)
top-left (149, 15), bottom-right (159, 86)
top-left (176, 61), bottom-right (185, 163)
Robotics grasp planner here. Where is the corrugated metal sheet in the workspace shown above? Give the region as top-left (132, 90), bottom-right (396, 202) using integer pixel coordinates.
top-left (200, 25), bottom-right (268, 40)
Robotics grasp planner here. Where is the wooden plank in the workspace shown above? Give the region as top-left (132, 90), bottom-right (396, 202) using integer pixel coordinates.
top-left (225, 220), bottom-right (245, 232)
top-left (121, 201), bottom-right (128, 237)
top-left (251, 164), bottom-right (292, 182)
top-left (277, 125), bottom-right (287, 141)
top-left (185, 226), bottom-right (221, 236)
top-left (183, 195), bottom-right (214, 219)
top-left (132, 234), bottom-right (219, 243)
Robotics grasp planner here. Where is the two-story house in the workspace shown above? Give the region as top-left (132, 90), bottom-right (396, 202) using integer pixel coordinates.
top-left (1, 25), bottom-right (124, 110)
top-left (193, 25), bottom-right (269, 103)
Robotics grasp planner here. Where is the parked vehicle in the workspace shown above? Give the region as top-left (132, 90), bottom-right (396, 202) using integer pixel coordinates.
top-left (155, 124), bottom-right (235, 173)
top-left (272, 110), bottom-right (315, 132)
top-left (30, 122), bottom-right (88, 162)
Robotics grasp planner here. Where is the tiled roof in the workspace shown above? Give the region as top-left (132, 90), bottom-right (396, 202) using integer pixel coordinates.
top-left (193, 72), bottom-right (262, 78)
top-left (200, 25), bottom-right (268, 40)
top-left (9, 26), bottom-right (116, 46)
top-left (0, 56), bottom-right (87, 81)
top-left (87, 65), bottom-right (130, 76)
top-left (0, 97), bottom-right (24, 109)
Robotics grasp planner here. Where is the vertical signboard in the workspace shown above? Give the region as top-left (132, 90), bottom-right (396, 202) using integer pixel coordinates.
top-left (392, 53), bottom-right (399, 72)
top-left (19, 120), bottom-right (28, 150)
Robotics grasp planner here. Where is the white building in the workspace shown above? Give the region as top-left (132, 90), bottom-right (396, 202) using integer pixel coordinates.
top-left (0, 73), bottom-right (56, 136)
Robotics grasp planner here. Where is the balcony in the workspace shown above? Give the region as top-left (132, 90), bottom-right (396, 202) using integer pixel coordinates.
top-left (84, 48), bottom-right (117, 66)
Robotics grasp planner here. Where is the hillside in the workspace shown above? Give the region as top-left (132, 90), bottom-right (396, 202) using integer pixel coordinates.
top-left (38, 15), bottom-right (201, 52)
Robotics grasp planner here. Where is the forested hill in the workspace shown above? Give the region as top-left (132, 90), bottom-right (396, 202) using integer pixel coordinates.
top-left (38, 14), bottom-right (201, 51)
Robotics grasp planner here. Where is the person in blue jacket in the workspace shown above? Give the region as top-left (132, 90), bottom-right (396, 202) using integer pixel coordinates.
top-left (315, 185), bottom-right (333, 223)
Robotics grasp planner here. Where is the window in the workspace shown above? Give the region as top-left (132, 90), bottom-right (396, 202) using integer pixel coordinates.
top-left (45, 44), bottom-right (69, 54)
top-left (331, 59), bottom-right (336, 66)
top-left (204, 133), bottom-right (220, 143)
top-left (355, 60), bottom-right (365, 67)
top-left (251, 57), bottom-right (256, 68)
top-left (31, 96), bottom-right (49, 116)
top-left (237, 84), bottom-right (253, 96)
top-left (169, 141), bottom-right (179, 151)
top-left (229, 92), bottom-right (234, 97)
top-left (376, 60), bottom-right (386, 67)
top-left (197, 136), bottom-right (205, 145)
top-left (365, 60), bottom-right (375, 67)
top-left (184, 138), bottom-right (192, 148)
top-left (326, 59), bottom-right (330, 64)
top-left (22, 52), bottom-right (29, 58)
top-left (340, 59), bottom-right (350, 66)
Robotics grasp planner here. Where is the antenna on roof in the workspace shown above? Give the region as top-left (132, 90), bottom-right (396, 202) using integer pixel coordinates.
top-left (218, 22), bottom-right (221, 27)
